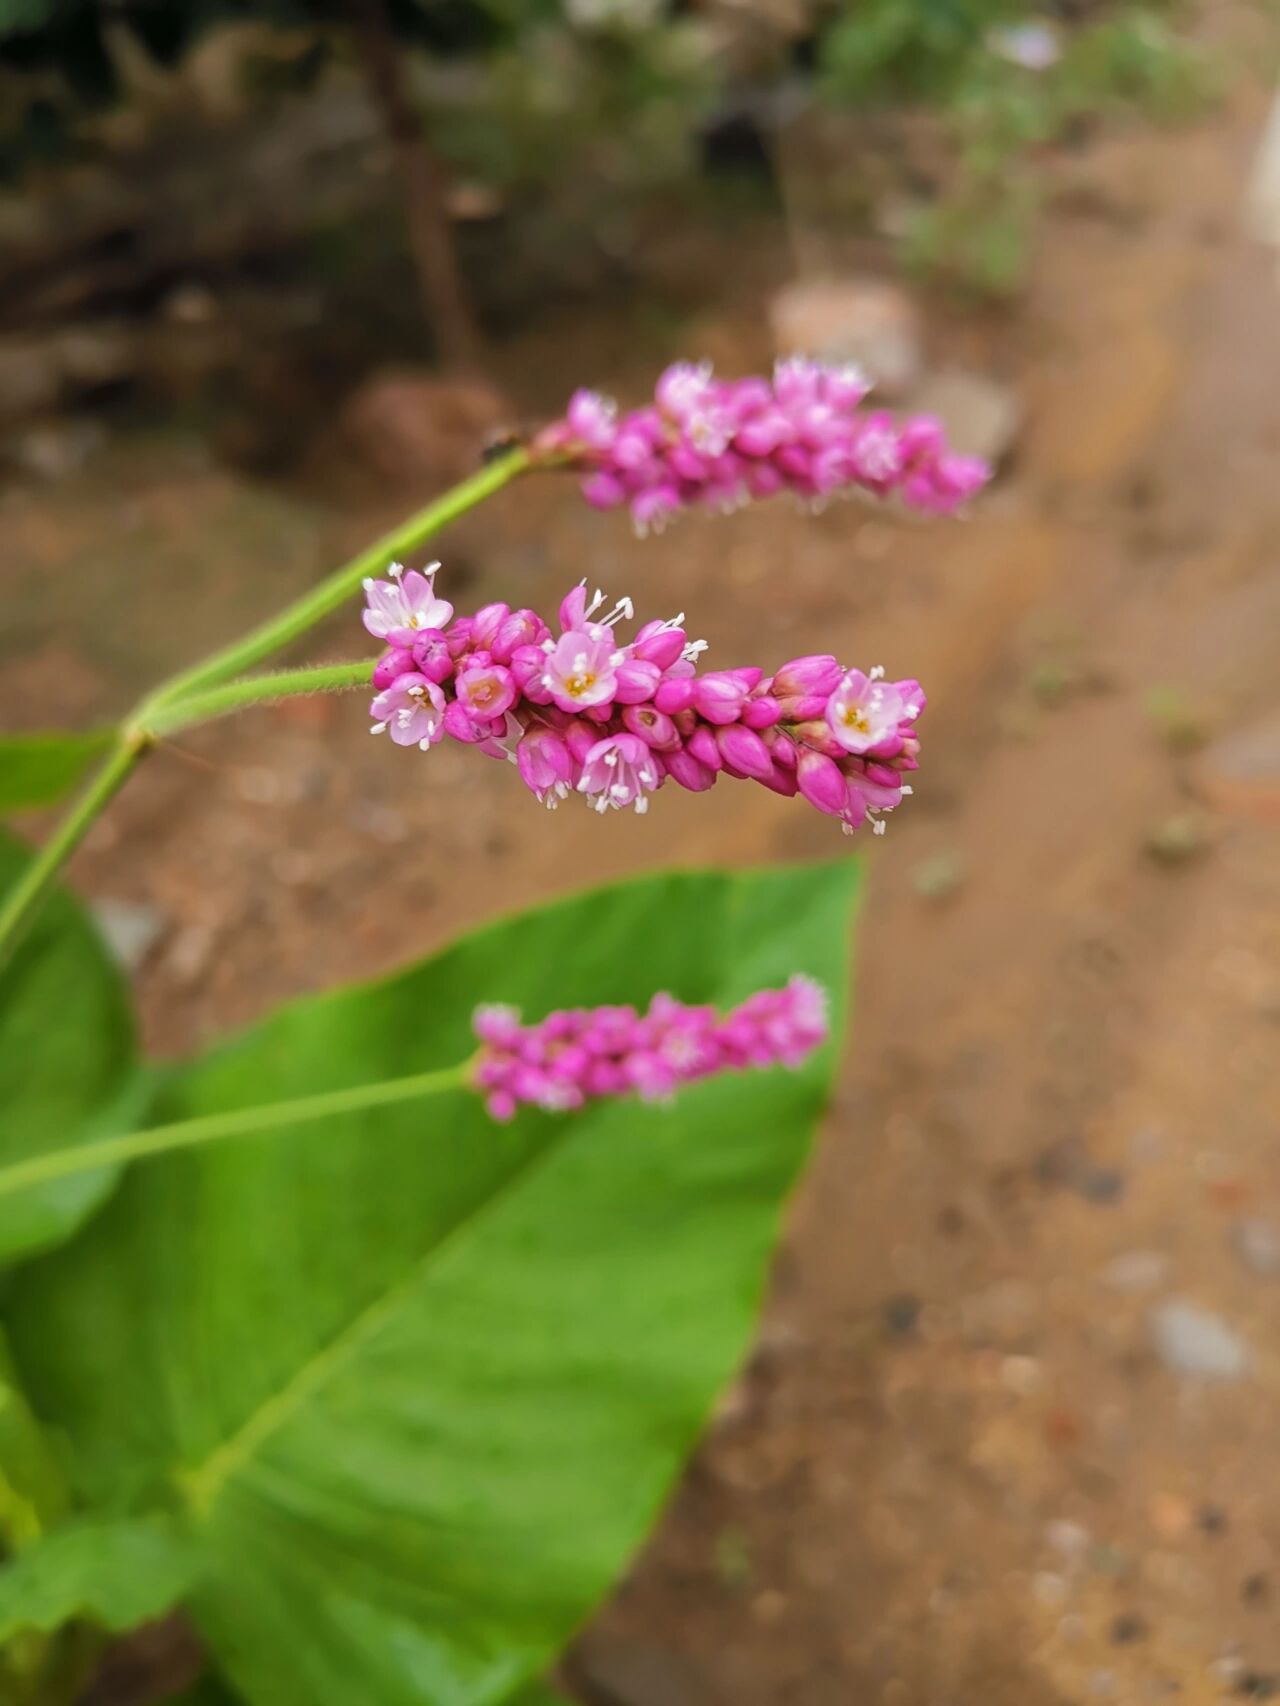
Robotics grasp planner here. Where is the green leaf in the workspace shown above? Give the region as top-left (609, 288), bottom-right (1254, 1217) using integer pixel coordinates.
top-left (0, 833), bottom-right (138, 1263)
top-left (0, 1516), bottom-right (194, 1640)
top-left (0, 730), bottom-right (114, 815)
top-left (0, 1327), bottom-right (67, 1552)
top-left (7, 860), bottom-right (861, 1706)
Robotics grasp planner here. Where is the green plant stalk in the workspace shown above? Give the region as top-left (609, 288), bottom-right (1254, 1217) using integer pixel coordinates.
top-left (0, 737), bottom-right (147, 972)
top-left (0, 1062), bottom-right (472, 1203)
top-left (0, 448), bottom-right (530, 962)
top-left (145, 447), bottom-right (528, 713)
top-left (142, 660), bottom-right (375, 740)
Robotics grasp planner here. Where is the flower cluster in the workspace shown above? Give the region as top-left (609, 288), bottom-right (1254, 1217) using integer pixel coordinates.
top-left (471, 976), bottom-right (828, 1120)
top-left (365, 564), bottom-right (924, 835)
top-left (533, 358), bottom-right (990, 531)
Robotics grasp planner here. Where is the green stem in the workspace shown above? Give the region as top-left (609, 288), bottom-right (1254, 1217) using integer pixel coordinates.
top-left (0, 1062), bottom-right (472, 1203)
top-left (0, 738), bottom-right (147, 971)
top-left (0, 449), bottom-right (529, 957)
top-left (143, 660), bottom-right (375, 740)
top-left (147, 448), bottom-right (528, 711)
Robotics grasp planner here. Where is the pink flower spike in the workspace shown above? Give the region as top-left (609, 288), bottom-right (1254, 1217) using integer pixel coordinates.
top-left (470, 977), bottom-right (829, 1120)
top-left (369, 672), bottom-right (446, 750)
top-left (362, 562), bottom-right (454, 647)
top-left (577, 733), bottom-right (662, 815)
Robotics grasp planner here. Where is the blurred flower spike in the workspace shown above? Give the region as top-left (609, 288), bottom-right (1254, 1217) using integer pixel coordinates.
top-left (471, 976), bottom-right (829, 1121)
top-left (365, 566), bottom-right (925, 836)
top-left (533, 358), bottom-right (990, 532)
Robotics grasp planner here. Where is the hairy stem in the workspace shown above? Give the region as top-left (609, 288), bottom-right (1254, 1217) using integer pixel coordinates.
top-left (146, 447), bottom-right (527, 712)
top-left (0, 737), bottom-right (148, 970)
top-left (143, 660), bottom-right (374, 740)
top-left (0, 1062), bottom-right (473, 1203)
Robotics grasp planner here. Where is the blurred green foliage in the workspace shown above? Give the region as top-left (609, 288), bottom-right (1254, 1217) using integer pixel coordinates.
top-left (819, 0), bottom-right (1215, 295)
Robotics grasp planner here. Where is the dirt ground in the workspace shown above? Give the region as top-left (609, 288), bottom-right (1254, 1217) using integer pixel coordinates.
top-left (5, 29), bottom-right (1280, 1706)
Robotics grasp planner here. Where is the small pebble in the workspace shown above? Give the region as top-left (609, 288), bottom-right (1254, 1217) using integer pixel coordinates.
top-left (91, 898), bottom-right (166, 973)
top-left (1101, 1250), bottom-right (1170, 1293)
top-left (1144, 812), bottom-right (1209, 865)
top-left (1236, 1673), bottom-right (1280, 1700)
top-left (1149, 1492), bottom-right (1193, 1541)
top-left (1197, 1503), bottom-right (1230, 1537)
top-left (1150, 1299), bottom-right (1252, 1381)
top-left (1075, 1166), bottom-right (1126, 1205)
top-left (1033, 1571), bottom-right (1070, 1608)
top-left (1111, 1613), bottom-right (1149, 1645)
top-left (1233, 1217), bottom-right (1280, 1279)
top-left (881, 1294), bottom-right (922, 1338)
top-left (1046, 1519), bottom-right (1092, 1563)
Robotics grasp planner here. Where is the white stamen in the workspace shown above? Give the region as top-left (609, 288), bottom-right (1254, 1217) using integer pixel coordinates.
top-left (869, 665), bottom-right (886, 681)
top-left (370, 721), bottom-right (387, 735)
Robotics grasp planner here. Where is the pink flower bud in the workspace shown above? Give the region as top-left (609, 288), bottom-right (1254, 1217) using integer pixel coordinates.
top-left (631, 622), bottom-right (687, 670)
top-left (622, 703), bottom-right (680, 750)
top-left (789, 719), bottom-right (842, 758)
top-left (796, 749), bottom-right (849, 817)
top-left (411, 629), bottom-right (455, 684)
top-left (758, 762), bottom-right (799, 798)
top-left (686, 726), bottom-right (723, 772)
top-left (663, 748), bottom-right (717, 792)
top-left (772, 655), bottom-right (843, 700)
top-left (692, 671), bottom-right (750, 725)
top-left (443, 699), bottom-right (487, 744)
top-left (471, 603), bottom-right (510, 651)
top-left (740, 695), bottom-right (781, 729)
top-left (582, 471), bottom-right (627, 510)
top-left (563, 719), bottom-right (600, 766)
top-left (716, 723), bottom-right (775, 782)
top-left (766, 730), bottom-right (798, 769)
top-left (653, 676), bottom-right (696, 715)
top-left (491, 609), bottom-right (546, 664)
top-left (612, 658), bottom-right (663, 705)
top-left (509, 644), bottom-right (553, 704)
top-left (372, 647), bottom-right (414, 690)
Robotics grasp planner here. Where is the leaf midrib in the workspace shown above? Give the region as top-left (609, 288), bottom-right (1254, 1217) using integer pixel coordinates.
top-left (174, 1108), bottom-right (578, 1520)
